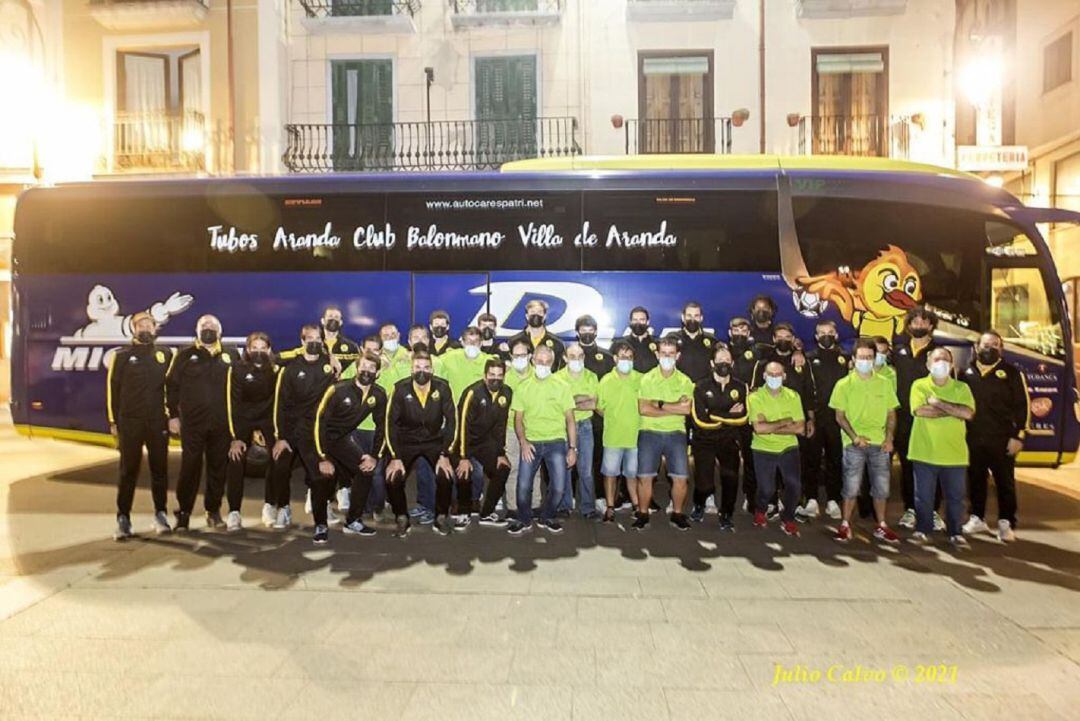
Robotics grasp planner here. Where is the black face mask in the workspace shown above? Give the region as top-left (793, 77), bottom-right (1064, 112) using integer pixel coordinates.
top-left (305, 341), bottom-right (323, 356)
top-left (630, 322), bottom-right (649, 337)
top-left (247, 350), bottom-right (270, 366)
top-left (729, 333), bottom-right (750, 347)
top-left (977, 347), bottom-right (1000, 365)
top-left (753, 309), bottom-right (773, 324)
top-left (135, 330), bottom-right (155, 345)
top-left (909, 327), bottom-right (930, 339)
top-left (412, 370), bottom-right (432, 385)
top-left (485, 378), bottom-right (504, 394)
top-left (775, 339), bottom-right (794, 354)
top-left (431, 326), bottom-right (448, 339)
top-left (684, 319), bottom-right (701, 334)
top-left (357, 370), bottom-right (377, 386)
top-left (199, 329), bottom-right (219, 345)
top-left (526, 314), bottom-right (545, 329)
top-left (480, 327), bottom-right (496, 341)
top-left (818, 335), bottom-right (837, 350)
top-left (713, 361), bottom-right (732, 377)
top-left (578, 332), bottom-right (597, 346)
top-left (324, 318), bottom-right (342, 333)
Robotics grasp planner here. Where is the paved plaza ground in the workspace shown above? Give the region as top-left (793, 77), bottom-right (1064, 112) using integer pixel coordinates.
top-left (1, 413), bottom-right (1079, 720)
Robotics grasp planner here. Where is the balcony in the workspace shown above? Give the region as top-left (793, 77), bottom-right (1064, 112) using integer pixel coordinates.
top-left (449, 0), bottom-right (563, 29)
top-left (622, 117), bottom-right (734, 155)
top-left (794, 0), bottom-right (907, 19)
top-left (626, 0), bottom-right (736, 22)
top-left (796, 114), bottom-right (911, 159)
top-left (106, 111), bottom-right (207, 174)
top-left (282, 116), bottom-right (581, 172)
top-left (298, 0), bottom-right (420, 33)
top-left (88, 0), bottom-right (209, 31)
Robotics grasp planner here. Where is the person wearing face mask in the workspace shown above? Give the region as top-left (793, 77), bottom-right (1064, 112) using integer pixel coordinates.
top-left (385, 352), bottom-right (463, 537)
top-left (340, 335), bottom-right (393, 522)
top-left (506, 299), bottom-right (565, 372)
top-left (167, 314), bottom-right (238, 532)
top-left (378, 323), bottom-right (412, 386)
top-left (267, 325), bottom-right (338, 532)
top-left (893, 307), bottom-right (945, 531)
top-left (507, 345), bottom-right (577, 535)
top-left (454, 359), bottom-right (514, 526)
top-left (501, 339), bottom-right (534, 511)
top-left (108, 312), bottom-right (174, 540)
top-left (748, 361), bottom-right (805, 537)
top-left (277, 306), bottom-right (357, 368)
top-left (223, 332), bottom-right (280, 532)
top-left (748, 295), bottom-right (778, 352)
top-left (596, 342), bottom-right (642, 522)
top-left (830, 339), bottom-right (900, 544)
top-left (433, 326), bottom-right (491, 404)
top-left (575, 314), bottom-right (613, 506)
top-left (312, 352), bottom-right (388, 543)
top-left (407, 324), bottom-right (432, 355)
top-left (477, 312), bottom-right (500, 356)
top-left (428, 309), bottom-right (461, 357)
top-left (959, 331), bottom-right (1028, 542)
top-left (800, 320), bottom-right (849, 521)
top-left (623, 306), bottom-right (659, 373)
top-left (871, 336), bottom-right (897, 392)
top-left (907, 347), bottom-right (976, 547)
top-left (728, 317), bottom-right (759, 516)
top-left (689, 344), bottom-right (748, 531)
top-left (555, 344), bottom-right (600, 518)
top-left (634, 337), bottom-right (695, 531)
top-left (674, 301), bottom-right (717, 384)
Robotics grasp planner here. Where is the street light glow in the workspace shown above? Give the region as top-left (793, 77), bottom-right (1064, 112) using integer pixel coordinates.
top-left (960, 52), bottom-right (1003, 108)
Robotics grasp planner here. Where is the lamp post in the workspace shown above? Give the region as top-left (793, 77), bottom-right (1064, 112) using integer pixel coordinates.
top-left (424, 67), bottom-right (434, 165)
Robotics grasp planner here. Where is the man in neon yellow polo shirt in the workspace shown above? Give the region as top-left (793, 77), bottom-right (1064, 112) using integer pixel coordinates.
top-left (748, 361), bottom-right (805, 538)
top-left (634, 337), bottom-right (694, 531)
top-left (597, 341), bottom-right (641, 522)
top-left (555, 343), bottom-right (600, 518)
top-left (436, 326), bottom-right (495, 507)
top-left (908, 347), bottom-right (975, 547)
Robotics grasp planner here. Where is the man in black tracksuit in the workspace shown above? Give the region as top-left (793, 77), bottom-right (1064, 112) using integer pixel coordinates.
top-left (623, 305), bottom-right (659, 374)
top-left (748, 295), bottom-right (778, 354)
top-left (278, 305), bottom-right (359, 368)
top-left (728, 317), bottom-right (760, 513)
top-left (429, 309), bottom-right (462, 357)
top-left (802, 320), bottom-right (848, 518)
top-left (505, 299), bottom-right (565, 371)
top-left (455, 359), bottom-right (514, 525)
top-left (385, 351), bottom-right (462, 536)
top-left (224, 331), bottom-right (279, 531)
top-left (167, 315), bottom-right (238, 531)
top-left (313, 352), bottom-right (388, 543)
top-left (959, 330), bottom-right (1029, 540)
top-left (674, 301), bottom-right (717, 384)
top-left (108, 312), bottom-right (173, 539)
top-left (270, 325), bottom-right (336, 530)
top-left (576, 314), bottom-right (613, 500)
top-left (689, 344), bottom-right (749, 530)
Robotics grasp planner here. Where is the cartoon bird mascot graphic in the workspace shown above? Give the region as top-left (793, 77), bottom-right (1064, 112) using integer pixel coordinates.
top-left (795, 245), bottom-right (922, 338)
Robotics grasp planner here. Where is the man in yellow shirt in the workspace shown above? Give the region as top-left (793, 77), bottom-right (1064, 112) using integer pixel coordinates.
top-left (555, 343), bottom-right (600, 518)
top-left (748, 361), bottom-right (805, 538)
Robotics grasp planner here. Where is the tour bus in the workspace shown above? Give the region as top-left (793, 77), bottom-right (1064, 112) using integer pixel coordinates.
top-left (11, 155), bottom-right (1080, 466)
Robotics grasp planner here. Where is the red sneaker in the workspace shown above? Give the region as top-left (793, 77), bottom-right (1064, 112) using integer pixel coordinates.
top-left (753, 511), bottom-right (767, 528)
top-left (781, 521), bottom-right (800, 537)
top-left (834, 523), bottom-right (851, 543)
top-left (873, 524), bottom-right (900, 544)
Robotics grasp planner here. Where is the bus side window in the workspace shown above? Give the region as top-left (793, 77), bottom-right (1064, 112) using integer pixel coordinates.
top-left (990, 266), bottom-right (1064, 358)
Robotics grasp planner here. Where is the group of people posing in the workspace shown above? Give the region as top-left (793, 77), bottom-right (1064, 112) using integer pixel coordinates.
top-left (106, 295), bottom-right (1028, 547)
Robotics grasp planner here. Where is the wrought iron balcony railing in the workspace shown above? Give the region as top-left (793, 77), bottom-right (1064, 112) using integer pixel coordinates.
top-left (623, 117), bottom-right (734, 155)
top-left (449, 0), bottom-right (563, 26)
top-left (283, 116), bottom-right (581, 172)
top-left (298, 0), bottom-right (420, 18)
top-left (797, 114), bottom-right (910, 158)
top-left (110, 111), bottom-right (207, 172)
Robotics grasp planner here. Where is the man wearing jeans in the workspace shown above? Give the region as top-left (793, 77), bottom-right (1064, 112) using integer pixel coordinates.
top-left (507, 345), bottom-right (578, 535)
top-left (908, 347), bottom-right (976, 547)
top-left (830, 339), bottom-right (900, 544)
top-left (597, 341), bottom-right (641, 522)
top-left (747, 361), bottom-right (805, 538)
top-left (556, 343), bottom-right (599, 518)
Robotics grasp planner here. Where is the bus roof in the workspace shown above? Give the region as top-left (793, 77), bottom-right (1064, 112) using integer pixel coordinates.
top-left (501, 154), bottom-right (979, 180)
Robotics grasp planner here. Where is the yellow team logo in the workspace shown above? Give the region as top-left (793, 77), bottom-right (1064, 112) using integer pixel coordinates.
top-left (703, 338), bottom-right (712, 347)
top-left (545, 339), bottom-right (554, 347)
top-left (649, 343), bottom-right (658, 352)
top-left (595, 353), bottom-right (603, 361)
top-left (222, 354), bottom-right (231, 365)
top-left (996, 369), bottom-right (1007, 379)
top-left (838, 356), bottom-right (846, 365)
top-left (432, 389), bottom-right (441, 400)
top-left (744, 350), bottom-right (754, 360)
top-left (340, 344), bottom-right (348, 352)
top-left (497, 395), bottom-right (507, 407)
top-left (797, 245), bottom-right (921, 338)
top-left (155, 351), bottom-right (166, 364)
top-left (730, 389), bottom-right (740, 400)
top-left (367, 396), bottom-right (376, 406)
top-left (323, 364), bottom-right (332, 374)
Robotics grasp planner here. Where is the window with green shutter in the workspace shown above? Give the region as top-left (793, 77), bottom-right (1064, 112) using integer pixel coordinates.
top-left (330, 0), bottom-right (393, 17)
top-left (474, 55), bottom-right (537, 165)
top-left (331, 59), bottom-right (394, 170)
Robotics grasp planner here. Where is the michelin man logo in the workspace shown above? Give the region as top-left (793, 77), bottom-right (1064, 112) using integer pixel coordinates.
top-left (73, 285), bottom-right (194, 340)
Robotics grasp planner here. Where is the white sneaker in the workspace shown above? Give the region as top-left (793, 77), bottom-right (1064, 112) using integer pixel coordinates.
top-left (908, 531), bottom-right (932, 546)
top-left (898, 508), bottom-right (916, 529)
top-left (226, 511), bottom-right (242, 533)
top-left (997, 519), bottom-right (1016, 542)
top-left (949, 534), bottom-right (970, 549)
top-left (933, 512), bottom-right (946, 532)
top-left (596, 498), bottom-right (607, 513)
top-left (304, 489), bottom-right (313, 515)
top-left (274, 506), bottom-right (291, 530)
top-left (151, 511), bottom-right (172, 534)
top-left (326, 503), bottom-right (341, 526)
top-left (825, 500), bottom-right (841, 519)
top-left (336, 487), bottom-right (351, 512)
top-left (260, 503), bottom-right (276, 528)
top-left (962, 515), bottom-right (989, 535)
top-left (705, 496), bottom-right (718, 513)
top-left (804, 499), bottom-right (821, 518)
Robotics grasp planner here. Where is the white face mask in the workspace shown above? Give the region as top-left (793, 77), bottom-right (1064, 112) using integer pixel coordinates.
top-left (616, 359), bottom-right (633, 374)
top-left (568, 359), bottom-right (584, 374)
top-left (659, 356), bottom-right (676, 372)
top-left (534, 365), bottom-right (552, 380)
top-left (512, 357), bottom-right (529, 372)
top-left (765, 375), bottom-right (784, 390)
top-left (930, 360), bottom-right (951, 380)
top-left (874, 352), bottom-right (888, 368)
top-left (463, 345), bottom-right (480, 360)
top-left (383, 339), bottom-right (399, 354)
top-left (854, 359), bottom-right (874, 375)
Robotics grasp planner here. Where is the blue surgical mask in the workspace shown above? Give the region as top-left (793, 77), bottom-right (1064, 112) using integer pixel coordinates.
top-left (463, 345), bottom-right (481, 360)
top-left (659, 357), bottom-right (676, 371)
top-left (535, 365), bottom-right (552, 380)
top-left (512, 357), bottom-right (529, 372)
top-left (930, 360), bottom-right (951, 380)
top-left (874, 352), bottom-right (888, 368)
top-left (855, 359), bottom-right (874, 375)
top-left (616, 359), bottom-right (633, 374)
top-left (383, 339), bottom-right (399, 354)
top-left (568, 359), bottom-right (584, 374)
top-left (765, 375), bottom-right (784, 390)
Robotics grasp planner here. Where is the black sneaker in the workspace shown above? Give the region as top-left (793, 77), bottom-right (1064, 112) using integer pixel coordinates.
top-left (631, 512), bottom-right (650, 531)
top-left (432, 516), bottom-right (452, 536)
top-left (173, 511), bottom-right (190, 533)
top-left (507, 520), bottom-right (531, 536)
top-left (114, 514), bottom-right (133, 541)
top-left (670, 513), bottom-right (691, 532)
top-left (540, 519), bottom-right (563, 534)
top-left (478, 513), bottom-right (508, 528)
top-left (313, 524), bottom-right (329, 545)
top-left (343, 520), bottom-right (375, 537)
top-left (602, 508), bottom-right (616, 523)
top-left (205, 510), bottom-right (225, 529)
top-left (719, 514), bottom-right (735, 532)
top-left (690, 505), bottom-right (706, 523)
top-left (393, 516), bottom-right (411, 538)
